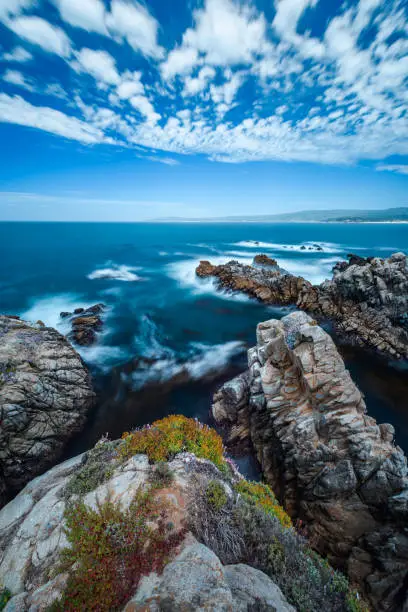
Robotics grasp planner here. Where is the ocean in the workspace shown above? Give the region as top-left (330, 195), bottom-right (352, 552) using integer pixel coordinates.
top-left (1, 222), bottom-right (407, 475)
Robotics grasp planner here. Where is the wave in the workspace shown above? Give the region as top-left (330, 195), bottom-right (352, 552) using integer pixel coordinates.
top-left (278, 256), bottom-right (340, 284)
top-left (77, 344), bottom-right (129, 372)
top-left (88, 264), bottom-right (142, 282)
top-left (232, 240), bottom-right (342, 254)
top-left (20, 294), bottom-right (94, 332)
top-left (129, 340), bottom-right (245, 390)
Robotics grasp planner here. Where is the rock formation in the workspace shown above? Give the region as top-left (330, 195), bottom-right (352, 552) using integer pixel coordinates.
top-left (0, 316), bottom-right (95, 506)
top-left (212, 311), bottom-right (408, 610)
top-left (60, 303), bottom-right (106, 346)
top-left (0, 415), bottom-right (363, 611)
top-left (196, 252), bottom-right (408, 359)
top-left (0, 451), bottom-right (293, 612)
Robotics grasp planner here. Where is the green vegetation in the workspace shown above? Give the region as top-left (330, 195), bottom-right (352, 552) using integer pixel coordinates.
top-left (119, 415), bottom-right (225, 469)
top-left (235, 479), bottom-right (292, 528)
top-left (64, 439), bottom-right (118, 498)
top-left (49, 487), bottom-right (186, 612)
top-left (150, 461), bottom-right (175, 488)
top-left (206, 480), bottom-right (227, 511)
top-left (0, 587), bottom-right (11, 611)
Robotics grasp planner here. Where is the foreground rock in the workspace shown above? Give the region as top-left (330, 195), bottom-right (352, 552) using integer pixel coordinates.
top-left (0, 416), bottom-right (361, 611)
top-left (212, 311), bottom-right (408, 610)
top-left (0, 316), bottom-right (95, 506)
top-left (196, 252), bottom-right (408, 359)
top-left (60, 303), bottom-right (105, 346)
top-left (0, 452), bottom-right (293, 611)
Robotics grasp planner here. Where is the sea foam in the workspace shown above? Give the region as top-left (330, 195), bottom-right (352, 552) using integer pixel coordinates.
top-left (88, 264), bottom-right (142, 282)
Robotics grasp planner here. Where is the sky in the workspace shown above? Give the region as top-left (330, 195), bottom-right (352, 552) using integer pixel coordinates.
top-left (0, 0), bottom-right (407, 221)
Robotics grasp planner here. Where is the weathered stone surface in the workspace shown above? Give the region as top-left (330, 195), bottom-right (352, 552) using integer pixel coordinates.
top-left (60, 303), bottom-right (106, 346)
top-left (124, 543), bottom-right (295, 612)
top-left (0, 448), bottom-right (294, 612)
top-left (0, 316), bottom-right (95, 506)
top-left (212, 311), bottom-right (408, 610)
top-left (196, 252), bottom-right (408, 360)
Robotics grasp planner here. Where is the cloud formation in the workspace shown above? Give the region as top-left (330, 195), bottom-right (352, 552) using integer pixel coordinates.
top-left (0, 0), bottom-right (406, 167)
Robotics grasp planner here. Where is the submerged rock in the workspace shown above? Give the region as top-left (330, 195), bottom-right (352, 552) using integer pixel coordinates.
top-left (59, 303), bottom-right (106, 346)
top-left (196, 252), bottom-right (408, 360)
top-left (212, 311), bottom-right (408, 610)
top-left (0, 316), bottom-right (95, 506)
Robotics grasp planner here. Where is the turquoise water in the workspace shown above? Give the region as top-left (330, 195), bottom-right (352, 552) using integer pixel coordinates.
top-left (1, 222), bottom-right (407, 469)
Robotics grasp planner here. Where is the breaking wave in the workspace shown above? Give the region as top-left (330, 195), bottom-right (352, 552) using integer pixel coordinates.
top-left (88, 264), bottom-right (142, 282)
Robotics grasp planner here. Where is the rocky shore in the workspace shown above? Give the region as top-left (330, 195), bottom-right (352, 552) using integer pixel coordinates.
top-left (212, 311), bottom-right (408, 610)
top-left (0, 316), bottom-right (95, 507)
top-left (60, 303), bottom-right (106, 347)
top-left (0, 416), bottom-right (364, 612)
top-left (196, 252), bottom-right (408, 360)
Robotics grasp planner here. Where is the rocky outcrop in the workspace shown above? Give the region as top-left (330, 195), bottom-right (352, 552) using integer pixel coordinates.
top-left (212, 311), bottom-right (408, 610)
top-left (60, 303), bottom-right (105, 346)
top-left (253, 254), bottom-right (278, 267)
top-left (0, 449), bottom-right (294, 612)
top-left (196, 252), bottom-right (408, 359)
top-left (0, 316), bottom-right (95, 506)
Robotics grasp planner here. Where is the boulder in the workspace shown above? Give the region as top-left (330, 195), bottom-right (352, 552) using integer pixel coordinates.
top-left (212, 311), bottom-right (408, 610)
top-left (0, 316), bottom-right (95, 506)
top-left (59, 303), bottom-right (106, 346)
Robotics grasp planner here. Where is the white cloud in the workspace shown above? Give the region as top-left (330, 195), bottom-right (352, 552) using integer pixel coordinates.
top-left (0, 0), bottom-right (407, 171)
top-left (183, 65), bottom-right (216, 96)
top-left (272, 0), bottom-right (325, 58)
top-left (181, 0), bottom-right (267, 66)
top-left (130, 95), bottom-right (160, 123)
top-left (143, 155), bottom-right (180, 165)
top-left (2, 46), bottom-right (33, 62)
top-left (117, 74), bottom-right (144, 99)
top-left (161, 46), bottom-right (199, 80)
top-left (107, 0), bottom-right (163, 59)
top-left (52, 0), bottom-right (107, 35)
top-left (73, 48), bottom-right (120, 85)
top-left (210, 71), bottom-right (244, 106)
top-left (2, 69), bottom-right (34, 91)
top-left (0, 0), bottom-right (34, 20)
top-left (7, 16), bottom-right (71, 57)
top-left (376, 164), bottom-right (408, 175)
top-left (0, 93), bottom-right (115, 144)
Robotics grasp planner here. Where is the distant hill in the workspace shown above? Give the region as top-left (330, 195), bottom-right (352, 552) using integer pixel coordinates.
top-left (158, 207), bottom-right (408, 223)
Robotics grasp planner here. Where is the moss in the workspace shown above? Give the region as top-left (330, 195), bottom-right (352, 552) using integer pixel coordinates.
top-left (206, 480), bottom-right (228, 511)
top-left (119, 415), bottom-right (226, 469)
top-left (235, 479), bottom-right (292, 528)
top-left (0, 587), bottom-right (11, 611)
top-left (49, 486), bottom-right (186, 612)
top-left (64, 440), bottom-right (118, 498)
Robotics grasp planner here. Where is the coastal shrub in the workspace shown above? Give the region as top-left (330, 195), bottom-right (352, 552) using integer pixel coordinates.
top-left (49, 487), bottom-right (186, 612)
top-left (188, 474), bottom-right (244, 565)
top-left (206, 480), bottom-right (228, 511)
top-left (64, 438), bottom-right (118, 498)
top-left (0, 587), bottom-right (11, 611)
top-left (119, 415), bottom-right (225, 469)
top-left (150, 461), bottom-right (174, 488)
top-left (234, 501), bottom-right (368, 612)
top-left (235, 479), bottom-right (292, 528)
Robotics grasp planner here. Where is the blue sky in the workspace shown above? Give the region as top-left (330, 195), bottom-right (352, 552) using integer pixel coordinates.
top-left (0, 0), bottom-right (407, 221)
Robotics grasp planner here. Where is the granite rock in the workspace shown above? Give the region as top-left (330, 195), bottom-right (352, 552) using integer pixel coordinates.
top-left (212, 311), bottom-right (408, 610)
